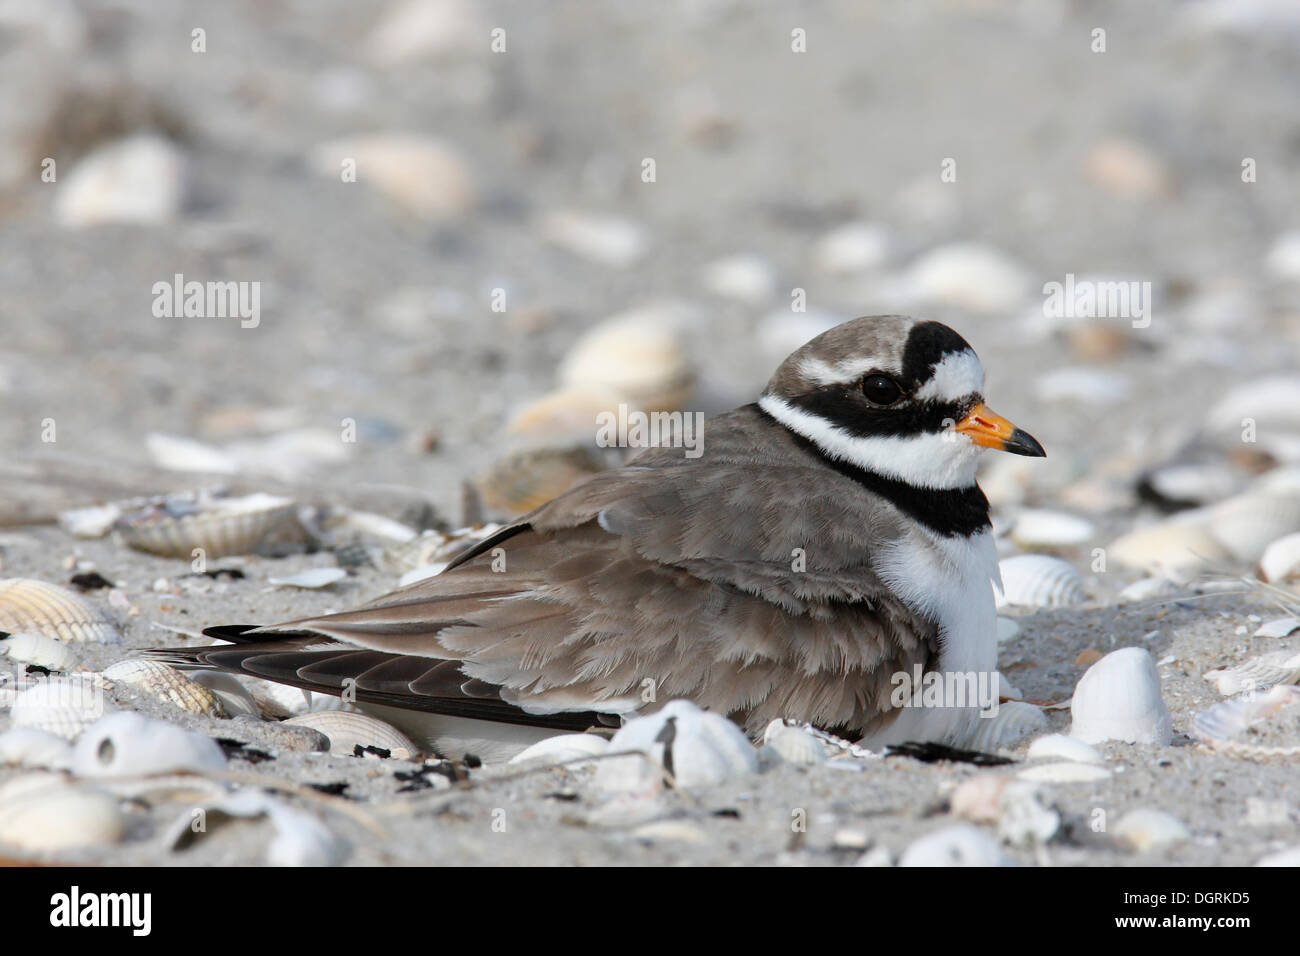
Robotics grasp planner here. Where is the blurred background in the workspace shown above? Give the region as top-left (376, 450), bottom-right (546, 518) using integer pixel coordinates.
top-left (1, 0), bottom-right (1298, 546)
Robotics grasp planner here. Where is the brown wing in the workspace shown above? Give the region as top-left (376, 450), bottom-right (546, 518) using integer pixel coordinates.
top-left (183, 405), bottom-right (939, 738)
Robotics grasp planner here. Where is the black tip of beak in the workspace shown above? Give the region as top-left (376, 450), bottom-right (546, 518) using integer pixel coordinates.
top-left (1005, 428), bottom-right (1046, 458)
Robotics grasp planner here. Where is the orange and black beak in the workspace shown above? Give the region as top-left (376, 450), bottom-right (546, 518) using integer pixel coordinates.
top-left (953, 403), bottom-right (1045, 457)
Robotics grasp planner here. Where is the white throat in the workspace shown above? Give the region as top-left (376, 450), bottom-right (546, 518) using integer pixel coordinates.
top-left (759, 393), bottom-right (983, 490)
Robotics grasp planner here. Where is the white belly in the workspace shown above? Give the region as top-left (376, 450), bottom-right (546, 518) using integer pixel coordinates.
top-left (860, 528), bottom-right (1000, 749)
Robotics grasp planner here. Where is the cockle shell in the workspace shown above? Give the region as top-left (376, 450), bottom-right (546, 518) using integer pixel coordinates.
top-left (285, 710), bottom-right (419, 759)
top-left (0, 578), bottom-right (120, 643)
top-left (1108, 520), bottom-right (1230, 579)
top-left (477, 444), bottom-right (611, 516)
top-left (996, 555), bottom-right (1086, 608)
top-left (189, 671), bottom-right (261, 718)
top-left (966, 701), bottom-right (1048, 751)
top-left (115, 492), bottom-right (299, 560)
top-left (556, 306), bottom-right (695, 412)
top-left (594, 700), bottom-right (759, 794)
top-left (1203, 651), bottom-right (1300, 696)
top-left (0, 776), bottom-right (126, 851)
top-left (101, 659), bottom-right (224, 716)
top-left (1009, 509), bottom-right (1095, 548)
top-left (10, 676), bottom-right (111, 740)
top-left (1204, 492), bottom-right (1300, 563)
top-left (1260, 532), bottom-right (1300, 583)
top-left (72, 712), bottom-right (227, 778)
top-left (378, 524), bottom-right (504, 576)
top-left (508, 733), bottom-right (611, 767)
top-left (898, 823), bottom-right (1011, 867)
top-left (760, 719), bottom-right (828, 766)
top-left (1070, 647), bottom-right (1172, 746)
top-left (1189, 685), bottom-right (1300, 756)
top-left (1, 631), bottom-right (78, 670)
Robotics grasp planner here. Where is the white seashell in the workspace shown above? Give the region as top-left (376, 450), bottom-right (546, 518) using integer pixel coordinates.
top-left (1209, 376), bottom-right (1300, 432)
top-left (268, 567), bottom-right (347, 589)
top-left (188, 671), bottom-right (261, 718)
top-left (0, 727), bottom-right (74, 770)
top-left (1255, 616), bottom-right (1300, 639)
top-left (364, 0), bottom-right (482, 65)
top-left (310, 134), bottom-right (475, 220)
top-left (594, 700), bottom-right (758, 794)
top-left (1113, 808), bottom-right (1190, 852)
top-left (812, 221), bottom-right (890, 274)
top-left (285, 711), bottom-right (419, 759)
top-left (1009, 509), bottom-right (1095, 548)
top-left (246, 679), bottom-right (316, 718)
top-left (556, 306), bottom-right (695, 412)
top-left (967, 701), bottom-right (1047, 751)
top-left (1108, 520), bottom-right (1230, 579)
top-left (1070, 647), bottom-right (1171, 746)
top-left (540, 210), bottom-right (649, 268)
top-left (1260, 533), bottom-right (1300, 583)
top-left (102, 659), bottom-right (224, 716)
top-left (997, 782), bottom-right (1060, 846)
top-left (1017, 761), bottom-right (1112, 783)
top-left (904, 242), bottom-right (1031, 314)
top-left (996, 555), bottom-right (1086, 608)
top-left (1144, 462), bottom-right (1245, 508)
top-left (700, 254), bottom-right (776, 304)
top-left (508, 733), bottom-right (611, 767)
top-left (1266, 232), bottom-right (1300, 282)
top-left (1205, 493), bottom-right (1300, 563)
top-left (144, 433), bottom-right (239, 473)
top-left (1, 631), bottom-right (78, 670)
top-left (1084, 138), bottom-right (1173, 200)
top-left (57, 503), bottom-right (123, 539)
top-left (1035, 367), bottom-right (1131, 405)
top-left (760, 719), bottom-right (827, 766)
top-left (53, 133), bottom-right (185, 228)
top-left (1025, 734), bottom-right (1103, 764)
top-left (166, 789), bottom-right (347, 866)
top-left (115, 492), bottom-right (299, 560)
top-left (0, 578), bottom-right (120, 643)
top-left (1188, 685), bottom-right (1300, 755)
top-left (1204, 651), bottom-right (1300, 696)
top-left (950, 774), bottom-right (1010, 823)
top-left (1116, 577), bottom-right (1177, 604)
top-left (755, 308), bottom-right (845, 366)
top-left (898, 823), bottom-right (1011, 867)
top-left (1256, 845), bottom-right (1300, 866)
top-left (0, 779), bottom-right (125, 851)
top-left (11, 676), bottom-right (110, 740)
top-left (72, 712), bottom-right (226, 778)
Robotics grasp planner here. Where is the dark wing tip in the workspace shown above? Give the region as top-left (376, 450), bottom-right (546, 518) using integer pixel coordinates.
top-left (201, 624), bottom-right (264, 643)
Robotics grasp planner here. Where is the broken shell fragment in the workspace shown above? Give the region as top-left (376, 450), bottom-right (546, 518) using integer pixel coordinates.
top-left (996, 555), bottom-right (1086, 609)
top-left (1203, 650), bottom-right (1300, 696)
top-left (594, 700), bottom-right (758, 794)
top-left (1025, 734), bottom-right (1103, 764)
top-left (966, 701), bottom-right (1047, 751)
top-left (268, 567), bottom-right (347, 589)
top-left (1016, 761), bottom-right (1112, 783)
top-left (1, 631), bottom-right (78, 670)
top-left (1189, 685), bottom-right (1300, 756)
top-left (1070, 647), bottom-right (1172, 746)
top-left (102, 659), bottom-right (224, 716)
top-left (1260, 532), bottom-right (1300, 583)
top-left (1108, 520), bottom-right (1230, 579)
top-left (1009, 509), bottom-right (1095, 548)
top-left (114, 492), bottom-right (299, 560)
top-left (72, 712), bottom-right (227, 778)
top-left (284, 711), bottom-right (419, 759)
top-left (0, 578), bottom-right (120, 643)
top-left (1113, 808), bottom-right (1190, 852)
top-left (166, 789), bottom-right (348, 866)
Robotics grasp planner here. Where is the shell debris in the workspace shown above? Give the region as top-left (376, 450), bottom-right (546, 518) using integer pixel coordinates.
top-left (1, 631), bottom-right (79, 670)
top-left (0, 776), bottom-right (126, 852)
top-left (996, 555), bottom-right (1086, 609)
top-left (594, 700), bottom-right (759, 794)
top-left (114, 491), bottom-right (300, 560)
top-left (285, 711), bottom-right (420, 760)
top-left (10, 676), bottom-right (112, 740)
top-left (72, 712), bottom-right (227, 778)
top-left (1203, 650), bottom-right (1300, 696)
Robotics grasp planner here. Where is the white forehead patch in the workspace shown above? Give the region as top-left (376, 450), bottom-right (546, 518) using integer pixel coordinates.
top-left (798, 355), bottom-right (894, 387)
top-left (915, 349), bottom-right (984, 402)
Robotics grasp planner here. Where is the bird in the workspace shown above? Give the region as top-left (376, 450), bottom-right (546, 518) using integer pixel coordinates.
top-left (153, 315), bottom-right (1044, 762)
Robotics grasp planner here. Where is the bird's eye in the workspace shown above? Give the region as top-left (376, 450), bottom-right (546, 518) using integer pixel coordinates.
top-left (861, 374), bottom-right (904, 406)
